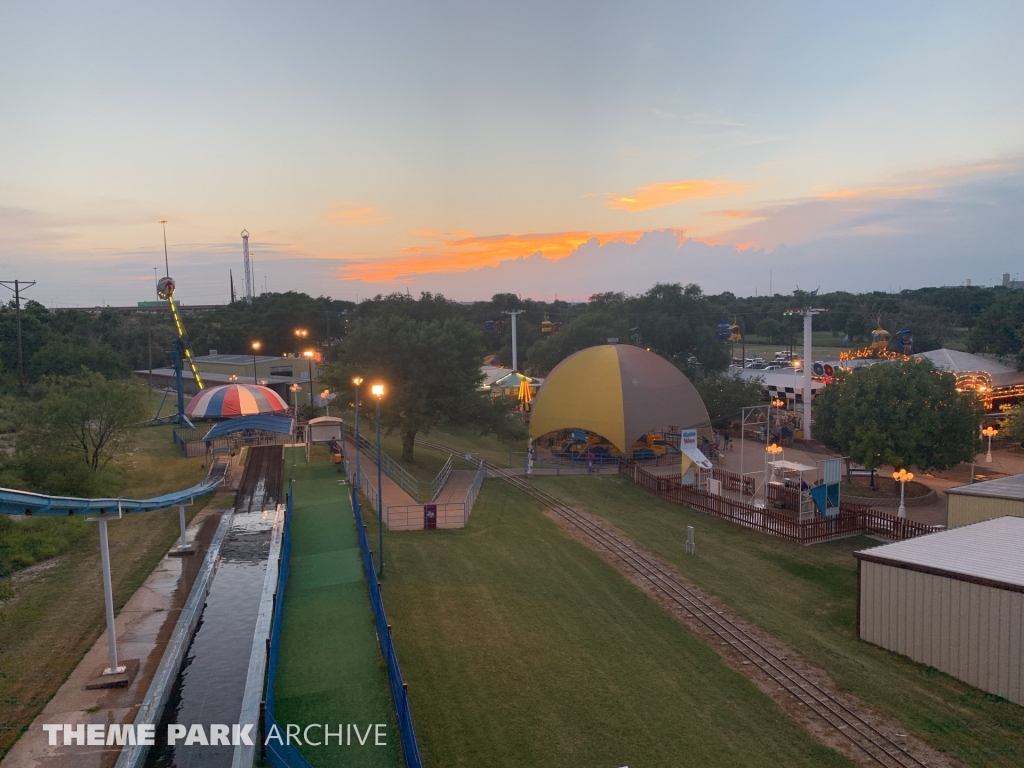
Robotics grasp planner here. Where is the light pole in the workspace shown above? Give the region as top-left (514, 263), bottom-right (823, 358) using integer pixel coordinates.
top-left (982, 426), bottom-right (998, 463)
top-left (893, 468), bottom-right (914, 519)
top-left (251, 341), bottom-right (261, 384)
top-left (372, 383), bottom-right (385, 577)
top-left (294, 328), bottom-right (308, 356)
top-left (765, 443), bottom-right (783, 505)
top-left (303, 350), bottom-right (316, 406)
top-left (289, 383), bottom-right (300, 418)
top-left (771, 397), bottom-right (785, 442)
top-left (352, 377), bottom-right (363, 490)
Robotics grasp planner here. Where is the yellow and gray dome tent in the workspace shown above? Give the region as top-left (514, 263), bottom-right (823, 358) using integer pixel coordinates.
top-left (528, 344), bottom-right (712, 453)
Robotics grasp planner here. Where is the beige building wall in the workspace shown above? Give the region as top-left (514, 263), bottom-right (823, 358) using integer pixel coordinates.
top-left (859, 560), bottom-right (1024, 705)
top-left (947, 495), bottom-right (1024, 528)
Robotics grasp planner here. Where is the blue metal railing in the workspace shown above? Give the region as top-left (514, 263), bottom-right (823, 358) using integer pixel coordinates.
top-left (351, 488), bottom-right (423, 768)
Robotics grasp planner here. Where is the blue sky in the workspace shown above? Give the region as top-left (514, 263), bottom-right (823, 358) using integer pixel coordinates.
top-left (1, 2), bottom-right (1022, 305)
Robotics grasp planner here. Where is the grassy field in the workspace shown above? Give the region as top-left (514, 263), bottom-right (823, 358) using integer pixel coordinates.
top-left (274, 454), bottom-right (401, 767)
top-left (533, 474), bottom-right (1024, 768)
top-left (361, 479), bottom-right (851, 768)
top-left (0, 388), bottom-right (215, 757)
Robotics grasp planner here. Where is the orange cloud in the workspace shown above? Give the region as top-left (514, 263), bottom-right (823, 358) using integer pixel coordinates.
top-left (816, 184), bottom-right (931, 200)
top-left (339, 229), bottom-right (676, 282)
top-left (325, 202), bottom-right (388, 226)
top-left (607, 179), bottom-right (748, 211)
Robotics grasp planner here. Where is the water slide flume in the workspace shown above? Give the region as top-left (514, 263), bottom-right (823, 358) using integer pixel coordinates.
top-left (0, 465), bottom-right (226, 689)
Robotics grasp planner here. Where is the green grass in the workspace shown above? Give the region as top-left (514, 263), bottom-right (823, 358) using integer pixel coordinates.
top-left (361, 479), bottom-right (851, 768)
top-left (274, 453), bottom-right (401, 768)
top-left (0, 387), bottom-right (216, 757)
top-left (532, 475), bottom-right (1024, 768)
top-left (0, 516), bottom-right (89, 578)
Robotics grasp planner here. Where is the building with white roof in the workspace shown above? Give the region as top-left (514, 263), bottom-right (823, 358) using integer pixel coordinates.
top-left (855, 517), bottom-right (1024, 705)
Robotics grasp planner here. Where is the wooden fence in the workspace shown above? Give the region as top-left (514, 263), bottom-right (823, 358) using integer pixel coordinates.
top-left (620, 460), bottom-right (938, 544)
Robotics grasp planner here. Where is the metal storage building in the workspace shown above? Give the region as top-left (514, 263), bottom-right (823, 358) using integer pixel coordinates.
top-left (945, 474), bottom-right (1024, 528)
top-left (855, 517), bottom-right (1024, 706)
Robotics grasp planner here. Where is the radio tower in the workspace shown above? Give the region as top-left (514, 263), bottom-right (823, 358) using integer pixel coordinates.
top-left (241, 229), bottom-right (254, 304)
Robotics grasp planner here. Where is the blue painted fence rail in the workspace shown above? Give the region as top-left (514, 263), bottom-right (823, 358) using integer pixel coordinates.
top-left (351, 488), bottom-right (423, 768)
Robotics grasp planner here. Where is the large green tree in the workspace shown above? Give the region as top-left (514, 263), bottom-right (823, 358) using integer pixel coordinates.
top-left (694, 372), bottom-right (766, 428)
top-left (325, 313), bottom-right (487, 462)
top-left (812, 359), bottom-right (982, 485)
top-left (15, 370), bottom-right (150, 495)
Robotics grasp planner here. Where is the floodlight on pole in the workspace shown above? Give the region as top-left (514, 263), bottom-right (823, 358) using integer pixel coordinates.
top-left (251, 341), bottom-right (262, 384)
top-left (372, 384), bottom-right (385, 577)
top-left (303, 350), bottom-right (316, 405)
top-left (892, 468), bottom-right (914, 519)
top-left (352, 377), bottom-right (363, 490)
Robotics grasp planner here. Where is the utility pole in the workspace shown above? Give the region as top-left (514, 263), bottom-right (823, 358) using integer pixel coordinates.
top-left (230, 270), bottom-right (236, 304)
top-left (0, 279), bottom-right (36, 387)
top-left (503, 310), bottom-right (526, 371)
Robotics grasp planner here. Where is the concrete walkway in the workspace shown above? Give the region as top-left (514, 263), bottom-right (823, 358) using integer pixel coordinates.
top-left (1, 504), bottom-right (229, 768)
top-left (343, 436), bottom-right (417, 507)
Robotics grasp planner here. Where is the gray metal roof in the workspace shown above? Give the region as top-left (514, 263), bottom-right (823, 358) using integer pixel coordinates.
top-left (856, 516), bottom-right (1024, 589)
top-left (915, 348), bottom-right (1015, 375)
top-left (194, 354), bottom-right (291, 365)
top-left (945, 473), bottom-right (1024, 501)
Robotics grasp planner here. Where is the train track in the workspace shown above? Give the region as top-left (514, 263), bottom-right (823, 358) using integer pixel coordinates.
top-left (415, 438), bottom-right (932, 768)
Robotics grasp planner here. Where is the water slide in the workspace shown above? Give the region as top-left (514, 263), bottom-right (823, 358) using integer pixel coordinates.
top-left (0, 464), bottom-right (225, 516)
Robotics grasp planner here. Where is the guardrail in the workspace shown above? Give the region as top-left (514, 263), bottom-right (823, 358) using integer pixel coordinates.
top-left (342, 424), bottom-right (452, 503)
top-left (620, 460), bottom-right (939, 545)
top-left (350, 488), bottom-right (423, 768)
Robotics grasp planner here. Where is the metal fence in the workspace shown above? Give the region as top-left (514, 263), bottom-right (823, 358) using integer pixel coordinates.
top-left (172, 427), bottom-right (292, 458)
top-left (342, 424), bottom-right (452, 503)
top-left (620, 460), bottom-right (940, 545)
top-left (351, 488), bottom-right (423, 768)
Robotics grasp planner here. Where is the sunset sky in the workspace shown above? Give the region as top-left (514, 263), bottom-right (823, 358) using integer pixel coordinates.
top-left (2, 2), bottom-right (1022, 306)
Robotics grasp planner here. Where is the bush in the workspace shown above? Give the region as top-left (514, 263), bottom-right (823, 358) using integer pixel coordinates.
top-left (0, 514), bottom-right (88, 578)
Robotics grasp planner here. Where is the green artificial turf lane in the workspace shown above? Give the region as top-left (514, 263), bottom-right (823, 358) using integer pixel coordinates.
top-left (274, 453), bottom-right (403, 767)
top-left (364, 479), bottom-right (853, 768)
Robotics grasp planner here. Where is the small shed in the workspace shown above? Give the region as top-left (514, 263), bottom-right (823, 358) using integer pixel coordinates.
top-left (855, 517), bottom-right (1024, 706)
top-left (946, 473), bottom-right (1024, 528)
top-left (307, 416), bottom-right (344, 443)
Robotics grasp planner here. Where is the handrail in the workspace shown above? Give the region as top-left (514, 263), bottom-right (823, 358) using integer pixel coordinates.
top-left (350, 488), bottom-right (423, 768)
top-left (343, 423), bottom-right (454, 504)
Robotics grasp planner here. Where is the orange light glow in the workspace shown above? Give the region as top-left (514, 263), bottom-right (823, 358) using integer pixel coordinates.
top-left (338, 229), bottom-right (678, 282)
top-left (325, 202), bottom-right (388, 226)
top-left (606, 179), bottom-right (748, 211)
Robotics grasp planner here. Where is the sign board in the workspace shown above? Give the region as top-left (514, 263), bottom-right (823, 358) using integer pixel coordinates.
top-left (424, 504), bottom-right (437, 530)
top-left (607, 338), bottom-right (619, 343)
top-left (680, 429), bottom-right (713, 470)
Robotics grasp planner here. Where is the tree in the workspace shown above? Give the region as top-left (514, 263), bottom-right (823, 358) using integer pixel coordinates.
top-left (694, 372), bottom-right (766, 428)
top-left (755, 318), bottom-right (785, 343)
top-left (325, 314), bottom-right (485, 462)
top-left (812, 360), bottom-right (982, 486)
top-left (15, 370), bottom-right (150, 494)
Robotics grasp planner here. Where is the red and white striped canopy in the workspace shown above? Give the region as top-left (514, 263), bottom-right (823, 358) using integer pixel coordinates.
top-left (185, 384), bottom-right (289, 418)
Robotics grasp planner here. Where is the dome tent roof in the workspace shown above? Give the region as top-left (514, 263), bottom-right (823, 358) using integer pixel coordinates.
top-left (528, 344), bottom-right (711, 453)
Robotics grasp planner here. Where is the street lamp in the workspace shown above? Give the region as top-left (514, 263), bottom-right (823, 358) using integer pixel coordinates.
top-left (250, 341), bottom-right (261, 385)
top-left (765, 443), bottom-right (783, 505)
top-left (893, 468), bottom-right (914, 519)
top-left (303, 350), bottom-right (316, 405)
top-left (352, 377), bottom-right (363, 491)
top-left (982, 426), bottom-right (998, 464)
top-left (289, 383), bottom-right (301, 417)
top-left (771, 397), bottom-right (785, 441)
top-left (294, 328), bottom-right (308, 355)
top-left (372, 383), bottom-right (385, 577)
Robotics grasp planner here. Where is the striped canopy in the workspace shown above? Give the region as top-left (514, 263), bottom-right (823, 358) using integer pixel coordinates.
top-left (185, 384), bottom-right (289, 418)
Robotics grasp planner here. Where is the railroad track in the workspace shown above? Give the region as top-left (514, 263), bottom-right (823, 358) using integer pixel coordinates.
top-left (415, 438), bottom-right (931, 768)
